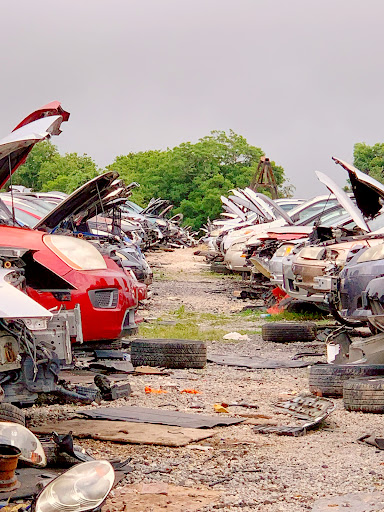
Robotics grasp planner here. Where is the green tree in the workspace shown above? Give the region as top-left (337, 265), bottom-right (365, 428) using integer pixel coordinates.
top-left (12, 141), bottom-right (99, 193)
top-left (353, 142), bottom-right (384, 183)
top-left (110, 130), bottom-right (288, 229)
top-left (11, 140), bottom-right (59, 189)
top-left (39, 152), bottom-right (99, 193)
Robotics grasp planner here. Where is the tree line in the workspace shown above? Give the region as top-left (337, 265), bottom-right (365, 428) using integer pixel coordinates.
top-left (13, 132), bottom-right (383, 230)
top-left (10, 130), bottom-right (289, 230)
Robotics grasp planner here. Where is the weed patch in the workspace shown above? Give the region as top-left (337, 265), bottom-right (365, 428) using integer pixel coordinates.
top-left (139, 320), bottom-right (227, 341)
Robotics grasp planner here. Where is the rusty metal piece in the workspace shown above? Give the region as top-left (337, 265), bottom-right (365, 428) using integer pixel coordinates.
top-left (250, 156), bottom-right (278, 199)
top-left (0, 444), bottom-right (21, 491)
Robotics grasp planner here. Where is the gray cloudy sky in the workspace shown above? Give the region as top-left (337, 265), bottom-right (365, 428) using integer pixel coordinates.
top-left (2, 0), bottom-right (384, 197)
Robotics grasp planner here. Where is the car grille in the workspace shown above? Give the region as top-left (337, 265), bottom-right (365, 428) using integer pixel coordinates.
top-left (88, 289), bottom-right (118, 309)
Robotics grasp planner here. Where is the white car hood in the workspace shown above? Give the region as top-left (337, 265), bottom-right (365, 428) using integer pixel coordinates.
top-left (316, 171), bottom-right (370, 232)
top-left (0, 269), bottom-right (52, 319)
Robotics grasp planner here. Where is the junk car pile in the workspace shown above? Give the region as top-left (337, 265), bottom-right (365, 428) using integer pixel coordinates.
top-left (0, 102), bottom-right (196, 409)
top-left (202, 158), bottom-right (384, 414)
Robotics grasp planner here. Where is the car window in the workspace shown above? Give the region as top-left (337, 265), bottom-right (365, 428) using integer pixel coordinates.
top-left (278, 203), bottom-right (300, 212)
top-left (293, 199), bottom-right (339, 222)
top-left (368, 211), bottom-right (384, 231)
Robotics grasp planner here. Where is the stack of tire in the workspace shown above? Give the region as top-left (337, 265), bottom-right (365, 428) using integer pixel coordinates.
top-left (309, 364), bottom-right (384, 413)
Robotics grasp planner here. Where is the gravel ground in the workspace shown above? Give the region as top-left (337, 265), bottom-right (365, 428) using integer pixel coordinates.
top-left (28, 247), bottom-right (384, 511)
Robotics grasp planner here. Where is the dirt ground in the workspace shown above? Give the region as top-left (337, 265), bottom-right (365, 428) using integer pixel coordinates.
top-left (30, 247), bottom-right (384, 511)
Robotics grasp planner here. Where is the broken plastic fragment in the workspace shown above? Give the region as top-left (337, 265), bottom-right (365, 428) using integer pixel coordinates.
top-left (223, 332), bottom-right (250, 341)
top-left (214, 403), bottom-right (229, 413)
top-left (145, 386), bottom-right (168, 394)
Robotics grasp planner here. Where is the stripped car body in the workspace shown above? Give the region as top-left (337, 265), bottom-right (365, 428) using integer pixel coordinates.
top-left (0, 263), bottom-right (85, 405)
top-left (0, 104), bottom-right (138, 343)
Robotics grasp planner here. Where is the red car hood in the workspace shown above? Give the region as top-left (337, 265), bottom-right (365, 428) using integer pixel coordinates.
top-left (0, 102), bottom-right (69, 189)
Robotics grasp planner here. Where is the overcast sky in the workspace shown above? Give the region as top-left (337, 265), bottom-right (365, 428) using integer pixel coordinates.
top-left (2, 0), bottom-right (384, 197)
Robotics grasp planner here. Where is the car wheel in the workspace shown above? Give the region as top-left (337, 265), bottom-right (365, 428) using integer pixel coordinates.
top-left (262, 322), bottom-right (317, 342)
top-left (0, 403), bottom-right (26, 425)
top-left (309, 364), bottom-right (384, 397)
top-left (343, 377), bottom-right (384, 412)
top-left (131, 338), bottom-right (207, 369)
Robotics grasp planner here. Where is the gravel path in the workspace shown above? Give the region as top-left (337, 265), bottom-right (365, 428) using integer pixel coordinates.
top-left (28, 247), bottom-right (384, 511)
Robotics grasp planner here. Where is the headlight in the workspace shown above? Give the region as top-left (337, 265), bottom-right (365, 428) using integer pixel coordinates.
top-left (274, 244), bottom-right (294, 258)
top-left (35, 460), bottom-right (114, 512)
top-left (44, 235), bottom-right (107, 270)
top-left (357, 243), bottom-right (384, 264)
top-left (0, 422), bottom-right (46, 467)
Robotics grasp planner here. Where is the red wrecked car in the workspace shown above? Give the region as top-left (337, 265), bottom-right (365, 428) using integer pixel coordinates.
top-left (0, 103), bottom-right (138, 342)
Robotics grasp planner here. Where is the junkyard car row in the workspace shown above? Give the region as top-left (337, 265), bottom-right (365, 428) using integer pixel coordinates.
top-left (205, 162), bottom-right (384, 336)
top-left (0, 103), bottom-right (199, 509)
top-left (3, 103), bottom-right (384, 510)
top-left (203, 158), bottom-right (384, 403)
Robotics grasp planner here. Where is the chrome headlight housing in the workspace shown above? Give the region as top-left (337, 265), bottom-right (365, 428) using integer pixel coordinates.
top-left (274, 244), bottom-right (294, 258)
top-left (35, 460), bottom-right (114, 512)
top-left (44, 235), bottom-right (107, 270)
top-left (0, 422), bottom-right (46, 467)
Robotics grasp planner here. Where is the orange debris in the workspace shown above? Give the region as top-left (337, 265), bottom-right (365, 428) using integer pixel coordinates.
top-left (145, 386), bottom-right (168, 394)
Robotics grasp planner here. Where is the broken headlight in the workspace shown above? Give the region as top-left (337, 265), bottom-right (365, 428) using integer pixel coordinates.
top-left (357, 243), bottom-right (384, 264)
top-left (0, 422), bottom-right (46, 467)
top-left (274, 244), bottom-right (294, 258)
top-left (34, 460), bottom-right (114, 512)
top-left (43, 235), bottom-right (107, 271)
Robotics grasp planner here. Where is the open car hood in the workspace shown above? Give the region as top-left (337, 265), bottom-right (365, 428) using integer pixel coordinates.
top-left (0, 102), bottom-right (69, 189)
top-left (333, 157), bottom-right (384, 218)
top-left (0, 268), bottom-right (52, 319)
top-left (229, 189), bottom-right (271, 220)
top-left (34, 172), bottom-right (122, 230)
top-left (254, 192), bottom-right (294, 225)
top-left (316, 170), bottom-right (370, 232)
top-left (220, 196), bottom-right (247, 221)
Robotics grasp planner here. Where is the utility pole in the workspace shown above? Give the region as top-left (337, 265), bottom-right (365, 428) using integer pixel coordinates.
top-left (250, 156), bottom-right (278, 199)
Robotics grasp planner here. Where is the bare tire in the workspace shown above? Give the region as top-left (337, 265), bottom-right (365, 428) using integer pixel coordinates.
top-left (309, 364), bottom-right (384, 397)
top-left (0, 403), bottom-right (26, 425)
top-left (262, 322), bottom-right (317, 342)
top-left (343, 377), bottom-right (384, 413)
top-left (131, 338), bottom-right (207, 369)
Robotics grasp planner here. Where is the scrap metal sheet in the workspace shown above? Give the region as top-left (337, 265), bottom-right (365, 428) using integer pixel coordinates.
top-left (80, 406), bottom-right (244, 428)
top-left (32, 419), bottom-right (214, 447)
top-left (208, 354), bottom-right (311, 369)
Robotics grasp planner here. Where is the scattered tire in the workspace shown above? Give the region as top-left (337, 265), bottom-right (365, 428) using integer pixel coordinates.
top-left (309, 364), bottom-right (384, 397)
top-left (0, 403), bottom-right (26, 425)
top-left (262, 322), bottom-right (317, 342)
top-left (210, 263), bottom-right (231, 274)
top-left (343, 377), bottom-right (384, 413)
top-left (130, 338), bottom-right (207, 369)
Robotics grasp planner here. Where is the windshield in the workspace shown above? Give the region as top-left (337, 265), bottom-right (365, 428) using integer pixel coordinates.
top-left (290, 198), bottom-right (340, 222)
top-left (12, 208), bottom-right (39, 227)
top-left (0, 199), bottom-right (13, 225)
top-left (368, 211), bottom-right (384, 231)
top-left (124, 200), bottom-right (144, 214)
top-left (315, 207), bottom-right (349, 227)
